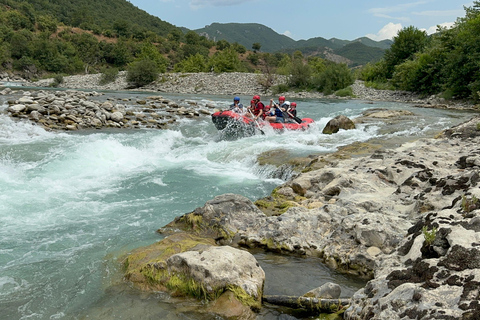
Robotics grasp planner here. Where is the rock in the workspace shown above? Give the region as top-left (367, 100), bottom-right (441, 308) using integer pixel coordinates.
top-left (167, 245), bottom-right (265, 308)
top-left (123, 232), bottom-right (264, 312)
top-left (8, 104), bottom-right (26, 113)
top-left (110, 111), bottom-right (124, 122)
top-left (322, 115), bottom-right (356, 134)
top-left (304, 282), bottom-right (342, 299)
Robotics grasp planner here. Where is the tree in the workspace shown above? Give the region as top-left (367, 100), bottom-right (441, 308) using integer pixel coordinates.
top-left (174, 53), bottom-right (207, 72)
top-left (126, 58), bottom-right (159, 88)
top-left (252, 42), bottom-right (261, 53)
top-left (312, 62), bottom-right (354, 94)
top-left (137, 42), bottom-right (168, 73)
top-left (216, 39), bottom-right (230, 51)
top-left (208, 48), bottom-right (244, 73)
top-left (383, 26), bottom-right (428, 78)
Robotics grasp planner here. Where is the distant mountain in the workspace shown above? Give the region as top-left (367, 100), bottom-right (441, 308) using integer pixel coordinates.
top-left (194, 23), bottom-right (391, 66)
top-left (195, 23), bottom-right (296, 52)
top-left (333, 42), bottom-right (387, 67)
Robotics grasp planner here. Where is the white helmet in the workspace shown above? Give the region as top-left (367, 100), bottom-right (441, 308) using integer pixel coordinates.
top-left (284, 101), bottom-right (291, 106)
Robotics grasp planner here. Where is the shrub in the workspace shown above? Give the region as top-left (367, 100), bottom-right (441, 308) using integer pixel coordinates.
top-left (126, 59), bottom-right (159, 88)
top-left (312, 62), bottom-right (354, 94)
top-left (50, 74), bottom-right (64, 87)
top-left (174, 54), bottom-right (207, 72)
top-left (271, 83), bottom-right (289, 94)
top-left (99, 67), bottom-right (119, 85)
top-left (335, 86), bottom-right (354, 97)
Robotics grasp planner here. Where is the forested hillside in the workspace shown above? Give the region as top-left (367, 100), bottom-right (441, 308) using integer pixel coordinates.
top-left (0, 0), bottom-right (180, 37)
top-left (195, 23), bottom-right (297, 52)
top-left (195, 23), bottom-right (390, 65)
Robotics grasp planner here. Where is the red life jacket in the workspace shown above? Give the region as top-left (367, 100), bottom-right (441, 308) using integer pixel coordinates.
top-left (253, 102), bottom-right (265, 117)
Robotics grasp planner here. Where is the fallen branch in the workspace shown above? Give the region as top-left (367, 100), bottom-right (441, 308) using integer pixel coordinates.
top-left (262, 295), bottom-right (350, 313)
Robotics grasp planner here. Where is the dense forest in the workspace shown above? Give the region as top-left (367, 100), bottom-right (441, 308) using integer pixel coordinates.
top-left (1, 0), bottom-right (480, 100)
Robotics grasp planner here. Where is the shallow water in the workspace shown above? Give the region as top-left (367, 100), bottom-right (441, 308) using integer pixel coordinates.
top-left (0, 88), bottom-right (475, 319)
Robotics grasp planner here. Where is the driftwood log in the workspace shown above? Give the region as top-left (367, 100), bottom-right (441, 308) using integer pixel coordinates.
top-left (262, 295), bottom-right (350, 313)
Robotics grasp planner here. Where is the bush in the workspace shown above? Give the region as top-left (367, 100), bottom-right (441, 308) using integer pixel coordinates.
top-left (312, 62), bottom-right (354, 94)
top-left (174, 54), bottom-right (207, 72)
top-left (287, 59), bottom-right (312, 89)
top-left (99, 67), bottom-right (119, 85)
top-left (207, 48), bottom-right (245, 73)
top-left (271, 83), bottom-right (289, 94)
top-left (335, 86), bottom-right (354, 97)
top-left (50, 74), bottom-right (64, 87)
top-left (126, 59), bottom-right (159, 88)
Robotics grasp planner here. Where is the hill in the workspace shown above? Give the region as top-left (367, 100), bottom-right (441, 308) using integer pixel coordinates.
top-left (195, 22), bottom-right (296, 52)
top-left (0, 0), bottom-right (181, 37)
top-left (333, 41), bottom-right (386, 66)
top-left (195, 22), bottom-right (390, 65)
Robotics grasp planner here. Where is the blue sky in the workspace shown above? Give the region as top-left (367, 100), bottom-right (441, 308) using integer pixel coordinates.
top-left (127, 0), bottom-right (473, 41)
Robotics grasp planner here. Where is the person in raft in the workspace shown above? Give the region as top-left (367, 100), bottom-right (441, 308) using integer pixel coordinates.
top-left (229, 96), bottom-right (244, 114)
top-left (285, 101), bottom-right (298, 123)
top-left (265, 99), bottom-right (287, 123)
top-left (247, 95), bottom-right (265, 120)
top-left (270, 96), bottom-right (287, 109)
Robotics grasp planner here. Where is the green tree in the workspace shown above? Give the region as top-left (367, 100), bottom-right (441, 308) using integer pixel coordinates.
top-left (312, 62), bottom-right (354, 94)
top-left (208, 48), bottom-right (244, 73)
top-left (252, 42), bottom-right (261, 53)
top-left (126, 58), bottom-right (159, 88)
top-left (384, 26), bottom-right (428, 78)
top-left (232, 42), bottom-right (246, 54)
top-left (37, 15), bottom-right (58, 34)
top-left (174, 53), bottom-right (207, 72)
top-left (216, 39), bottom-right (230, 50)
top-left (137, 42), bottom-right (168, 73)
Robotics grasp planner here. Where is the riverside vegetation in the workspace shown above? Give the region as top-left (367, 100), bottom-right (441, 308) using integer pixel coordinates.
top-left (2, 1), bottom-right (480, 103)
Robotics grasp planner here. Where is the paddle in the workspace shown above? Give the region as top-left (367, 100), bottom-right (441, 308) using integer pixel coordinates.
top-left (272, 102), bottom-right (302, 124)
top-left (286, 110), bottom-right (302, 124)
top-left (248, 109), bottom-right (265, 135)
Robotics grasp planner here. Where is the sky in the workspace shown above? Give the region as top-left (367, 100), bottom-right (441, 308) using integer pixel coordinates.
top-left (127, 0), bottom-right (474, 41)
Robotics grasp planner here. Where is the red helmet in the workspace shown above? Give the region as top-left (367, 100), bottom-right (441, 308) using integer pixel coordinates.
top-left (291, 102), bottom-right (297, 107)
top-left (279, 96), bottom-right (285, 101)
top-left (253, 95), bottom-right (260, 100)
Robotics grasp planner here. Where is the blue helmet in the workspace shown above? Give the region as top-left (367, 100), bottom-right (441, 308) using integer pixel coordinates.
top-left (234, 96), bottom-right (240, 101)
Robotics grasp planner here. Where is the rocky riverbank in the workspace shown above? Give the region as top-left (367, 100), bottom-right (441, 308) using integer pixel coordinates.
top-left (140, 116), bottom-right (480, 319)
top-left (25, 72), bottom-right (474, 109)
top-left (2, 72), bottom-right (479, 319)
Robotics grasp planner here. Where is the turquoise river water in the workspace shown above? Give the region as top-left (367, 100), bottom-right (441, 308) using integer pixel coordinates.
top-left (0, 89), bottom-right (475, 319)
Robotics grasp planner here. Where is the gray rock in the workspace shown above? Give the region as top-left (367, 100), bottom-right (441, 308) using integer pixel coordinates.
top-left (167, 245), bottom-right (265, 300)
top-left (304, 282), bottom-right (341, 299)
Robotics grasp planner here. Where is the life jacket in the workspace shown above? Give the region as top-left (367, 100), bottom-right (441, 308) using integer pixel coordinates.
top-left (253, 102), bottom-right (265, 116)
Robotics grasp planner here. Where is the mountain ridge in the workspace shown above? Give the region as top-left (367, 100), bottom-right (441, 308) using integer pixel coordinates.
top-left (194, 22), bottom-right (391, 65)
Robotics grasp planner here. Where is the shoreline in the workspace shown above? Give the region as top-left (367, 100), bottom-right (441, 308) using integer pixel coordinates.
top-left (23, 72), bottom-right (475, 110)
top-left (3, 72), bottom-right (480, 319)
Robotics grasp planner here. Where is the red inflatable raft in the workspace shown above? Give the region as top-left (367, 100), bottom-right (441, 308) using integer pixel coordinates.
top-left (211, 110), bottom-right (314, 134)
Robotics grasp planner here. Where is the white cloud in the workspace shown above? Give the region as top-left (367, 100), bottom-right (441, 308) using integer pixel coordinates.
top-left (412, 9), bottom-right (465, 17)
top-left (366, 22), bottom-right (403, 41)
top-left (283, 30), bottom-right (293, 39)
top-left (421, 22), bottom-right (455, 34)
top-left (190, 0), bottom-right (253, 9)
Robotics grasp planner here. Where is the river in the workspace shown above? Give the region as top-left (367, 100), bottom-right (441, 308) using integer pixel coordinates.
top-left (0, 88), bottom-right (474, 319)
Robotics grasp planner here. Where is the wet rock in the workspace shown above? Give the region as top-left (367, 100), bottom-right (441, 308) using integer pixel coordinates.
top-left (322, 115), bottom-right (355, 134)
top-left (304, 282), bottom-right (342, 299)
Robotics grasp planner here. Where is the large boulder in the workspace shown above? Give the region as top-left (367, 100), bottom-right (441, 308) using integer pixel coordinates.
top-left (123, 232), bottom-right (264, 317)
top-left (322, 115), bottom-right (356, 134)
top-left (167, 245), bottom-right (265, 308)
